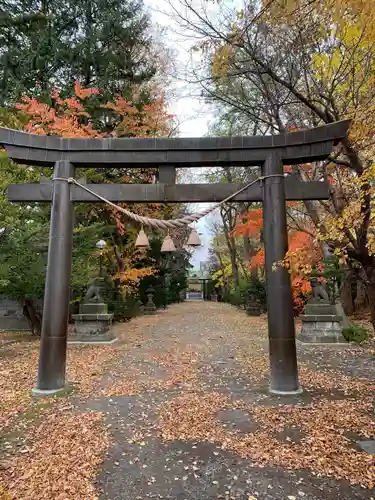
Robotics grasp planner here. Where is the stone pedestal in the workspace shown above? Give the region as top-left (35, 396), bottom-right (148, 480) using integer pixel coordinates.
top-left (0, 314), bottom-right (30, 331)
top-left (144, 287), bottom-right (157, 315)
top-left (71, 301), bottom-right (114, 343)
top-left (246, 302), bottom-right (262, 316)
top-left (245, 292), bottom-right (262, 316)
top-left (299, 301), bottom-right (345, 343)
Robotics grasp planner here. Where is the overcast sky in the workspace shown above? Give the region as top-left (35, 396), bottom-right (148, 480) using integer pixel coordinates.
top-left (145, 0), bottom-right (217, 268)
top-left (145, 0), bottom-right (215, 137)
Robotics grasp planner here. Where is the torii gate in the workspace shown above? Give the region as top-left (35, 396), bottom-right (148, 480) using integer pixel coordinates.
top-left (1, 120), bottom-right (350, 396)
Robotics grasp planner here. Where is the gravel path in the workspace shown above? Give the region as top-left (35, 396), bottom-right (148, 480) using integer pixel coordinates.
top-left (83, 302), bottom-right (374, 500)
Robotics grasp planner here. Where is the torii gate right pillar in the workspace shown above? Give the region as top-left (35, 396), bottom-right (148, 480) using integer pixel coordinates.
top-left (263, 154), bottom-right (300, 394)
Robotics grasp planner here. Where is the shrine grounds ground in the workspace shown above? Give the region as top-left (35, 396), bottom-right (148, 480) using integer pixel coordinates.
top-left (1, 301), bottom-right (374, 499)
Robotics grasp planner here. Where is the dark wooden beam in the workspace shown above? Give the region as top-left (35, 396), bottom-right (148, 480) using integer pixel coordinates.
top-left (0, 120), bottom-right (350, 167)
top-left (7, 178), bottom-right (330, 203)
top-left (3, 141), bottom-right (334, 167)
top-left (157, 166), bottom-right (176, 183)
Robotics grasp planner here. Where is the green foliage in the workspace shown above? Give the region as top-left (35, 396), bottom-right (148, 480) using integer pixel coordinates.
top-left (0, 216), bottom-right (107, 304)
top-left (108, 292), bottom-right (143, 322)
top-left (167, 273), bottom-right (188, 303)
top-left (225, 287), bottom-right (243, 307)
top-left (0, 0), bottom-right (158, 105)
top-left (70, 223), bottom-right (110, 300)
top-left (0, 220), bottom-right (48, 300)
top-left (246, 278), bottom-right (267, 310)
top-left (311, 255), bottom-right (347, 304)
top-left (342, 325), bottom-right (369, 344)
top-left (221, 278), bottom-right (267, 311)
top-left (136, 238), bottom-right (191, 309)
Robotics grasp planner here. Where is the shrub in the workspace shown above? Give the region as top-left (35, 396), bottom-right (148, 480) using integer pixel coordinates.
top-left (342, 324), bottom-right (369, 344)
top-left (246, 278), bottom-right (267, 311)
top-left (221, 278), bottom-right (267, 311)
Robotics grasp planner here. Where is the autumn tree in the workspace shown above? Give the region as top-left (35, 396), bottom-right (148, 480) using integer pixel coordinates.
top-left (170, 0), bottom-right (375, 328)
top-left (233, 204), bottom-right (318, 312)
top-left (0, 82), bottom-right (189, 330)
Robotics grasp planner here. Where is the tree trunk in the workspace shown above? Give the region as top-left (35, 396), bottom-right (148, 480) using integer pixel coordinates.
top-left (354, 278), bottom-right (368, 312)
top-left (340, 274), bottom-right (355, 316)
top-left (23, 299), bottom-right (42, 335)
top-left (364, 266), bottom-right (375, 331)
top-left (229, 243), bottom-right (240, 288)
top-left (366, 283), bottom-right (375, 331)
top-left (251, 266), bottom-right (258, 281)
top-left (243, 235), bottom-right (252, 261)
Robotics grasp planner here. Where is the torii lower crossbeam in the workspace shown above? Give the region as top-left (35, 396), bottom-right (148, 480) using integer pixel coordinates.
top-left (3, 120), bottom-right (350, 397)
top-left (7, 178), bottom-right (329, 203)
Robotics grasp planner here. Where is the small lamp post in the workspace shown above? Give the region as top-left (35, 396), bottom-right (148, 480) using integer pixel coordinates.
top-left (96, 239), bottom-right (106, 277)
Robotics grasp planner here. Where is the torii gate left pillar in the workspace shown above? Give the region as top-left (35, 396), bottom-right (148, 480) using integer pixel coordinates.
top-left (2, 120), bottom-right (350, 396)
top-left (36, 161), bottom-right (75, 394)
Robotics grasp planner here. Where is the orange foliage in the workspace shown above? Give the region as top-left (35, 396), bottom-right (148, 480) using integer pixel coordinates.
top-left (16, 82), bottom-right (173, 290)
top-left (250, 248), bottom-right (265, 269)
top-left (327, 174), bottom-right (337, 185)
top-left (234, 208), bottom-right (263, 237)
top-left (291, 276), bottom-right (312, 314)
top-left (285, 230), bottom-right (321, 276)
top-left (284, 163), bottom-right (314, 175)
top-left (74, 81), bottom-right (100, 100)
top-left (289, 231), bottom-right (314, 252)
top-left (16, 82), bottom-right (174, 140)
top-left (247, 228), bottom-right (317, 312)
top-left (103, 88), bottom-right (174, 138)
top-left (17, 83), bottom-right (101, 139)
top-left (286, 230), bottom-right (319, 313)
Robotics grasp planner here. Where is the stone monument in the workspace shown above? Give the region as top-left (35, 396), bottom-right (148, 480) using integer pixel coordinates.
top-left (246, 291), bottom-right (262, 316)
top-left (71, 279), bottom-right (114, 343)
top-left (299, 278), bottom-right (345, 343)
top-left (143, 286), bottom-right (157, 315)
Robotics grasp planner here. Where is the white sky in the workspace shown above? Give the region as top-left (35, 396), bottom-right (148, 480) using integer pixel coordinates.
top-left (145, 0), bottom-right (217, 267)
top-left (145, 0), bottom-right (215, 138)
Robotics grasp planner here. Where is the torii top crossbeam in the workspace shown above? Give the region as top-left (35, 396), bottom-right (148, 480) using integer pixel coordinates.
top-left (0, 120), bottom-right (350, 167)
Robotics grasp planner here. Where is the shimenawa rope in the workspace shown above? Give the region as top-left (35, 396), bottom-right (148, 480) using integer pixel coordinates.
top-left (52, 174), bottom-right (287, 230)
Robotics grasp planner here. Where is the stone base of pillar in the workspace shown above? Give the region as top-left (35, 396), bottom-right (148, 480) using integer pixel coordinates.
top-left (31, 385), bottom-right (72, 398)
top-left (269, 385), bottom-right (303, 396)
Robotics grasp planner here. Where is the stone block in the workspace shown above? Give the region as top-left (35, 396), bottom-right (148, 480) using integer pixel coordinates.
top-left (334, 302), bottom-right (350, 328)
top-left (301, 314), bottom-right (342, 322)
top-left (299, 315), bottom-right (345, 343)
top-left (357, 440), bottom-right (375, 454)
top-left (71, 313), bottom-right (114, 342)
top-left (0, 316), bottom-right (30, 331)
top-left (144, 289), bottom-right (157, 315)
top-left (79, 302), bottom-right (108, 315)
top-left (304, 303), bottom-right (337, 316)
top-left (246, 304), bottom-right (262, 316)
top-left (144, 305), bottom-right (157, 315)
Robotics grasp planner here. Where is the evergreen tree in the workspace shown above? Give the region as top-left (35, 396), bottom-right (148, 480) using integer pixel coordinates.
top-left (0, 0), bottom-right (157, 104)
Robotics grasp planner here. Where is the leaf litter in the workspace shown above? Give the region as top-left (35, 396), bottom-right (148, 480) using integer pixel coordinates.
top-left (1, 303), bottom-right (375, 498)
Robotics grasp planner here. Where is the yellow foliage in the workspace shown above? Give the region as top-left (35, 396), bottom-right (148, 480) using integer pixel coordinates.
top-left (212, 44), bottom-right (234, 78)
top-left (115, 267), bottom-right (155, 291)
top-left (265, 0), bottom-right (375, 154)
top-left (212, 263), bottom-right (232, 288)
